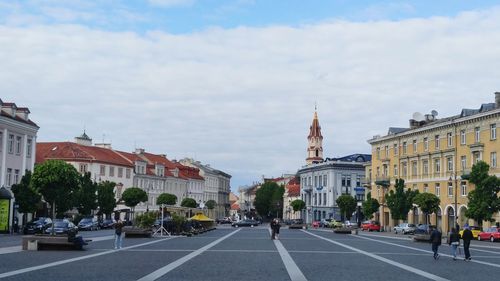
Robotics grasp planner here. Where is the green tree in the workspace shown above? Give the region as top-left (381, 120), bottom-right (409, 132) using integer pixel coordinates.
top-left (74, 172), bottom-right (98, 216)
top-left (97, 181), bottom-right (117, 219)
top-left (290, 199), bottom-right (306, 213)
top-left (385, 178), bottom-right (419, 221)
top-left (181, 198), bottom-right (197, 208)
top-left (31, 160), bottom-right (80, 219)
top-left (254, 182), bottom-right (284, 218)
top-left (465, 161), bottom-right (500, 226)
top-left (11, 170), bottom-right (41, 218)
top-left (121, 187), bottom-right (148, 220)
top-left (271, 185), bottom-right (285, 218)
top-left (336, 194), bottom-right (356, 220)
top-left (205, 199), bottom-right (216, 218)
top-left (362, 192), bottom-right (380, 219)
top-left (413, 192), bottom-right (440, 224)
top-left (135, 211), bottom-right (156, 229)
top-left (157, 193), bottom-right (177, 206)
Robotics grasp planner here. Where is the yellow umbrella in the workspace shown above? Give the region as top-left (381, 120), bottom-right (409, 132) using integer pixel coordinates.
top-left (190, 213), bottom-right (214, 222)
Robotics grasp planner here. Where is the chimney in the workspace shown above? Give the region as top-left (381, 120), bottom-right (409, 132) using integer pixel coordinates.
top-left (159, 154), bottom-right (167, 158)
top-left (135, 148), bottom-right (145, 154)
top-left (409, 119), bottom-right (419, 129)
top-left (495, 92), bottom-right (500, 108)
top-left (95, 143), bottom-right (112, 149)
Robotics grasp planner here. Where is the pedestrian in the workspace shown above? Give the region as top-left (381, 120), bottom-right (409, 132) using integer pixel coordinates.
top-left (114, 220), bottom-right (124, 249)
top-left (275, 219), bottom-right (281, 240)
top-left (430, 226), bottom-right (442, 260)
top-left (462, 226), bottom-right (473, 261)
top-left (448, 228), bottom-right (460, 260)
top-left (270, 219), bottom-right (277, 239)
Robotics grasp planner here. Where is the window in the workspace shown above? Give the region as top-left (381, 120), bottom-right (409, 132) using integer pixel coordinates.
top-left (434, 135), bottom-right (440, 149)
top-left (403, 142), bottom-right (407, 154)
top-left (13, 169), bottom-right (20, 184)
top-left (0, 132), bottom-right (2, 151)
top-left (435, 183), bottom-right (440, 197)
top-left (447, 132), bottom-right (452, 147)
top-left (460, 130), bottom-right (466, 145)
top-left (79, 164), bottom-right (88, 173)
top-left (491, 124), bottom-right (497, 140)
top-left (376, 147), bottom-right (380, 159)
top-left (394, 143), bottom-right (398, 155)
top-left (6, 168), bottom-right (12, 186)
top-left (356, 176), bottom-right (361, 187)
top-left (434, 158), bottom-right (441, 174)
top-left (26, 138), bottom-right (32, 157)
top-left (402, 162), bottom-right (407, 176)
top-left (323, 175), bottom-right (327, 186)
top-left (423, 184), bottom-right (428, 193)
top-left (384, 145), bottom-right (389, 157)
top-left (109, 166), bottom-right (115, 177)
top-left (15, 136), bottom-right (22, 154)
top-left (473, 152), bottom-right (481, 164)
top-left (318, 193), bottom-right (321, 205)
top-left (423, 160), bottom-right (429, 175)
top-left (318, 175), bottom-right (322, 187)
top-left (413, 140), bottom-right (417, 153)
top-left (448, 182), bottom-right (453, 197)
top-left (411, 161), bottom-right (417, 176)
top-left (424, 137), bottom-right (428, 151)
top-left (461, 156), bottom-right (466, 170)
top-left (394, 165), bottom-right (398, 176)
top-left (118, 167), bottom-right (123, 178)
top-left (475, 127), bottom-right (480, 142)
top-left (461, 181), bottom-right (467, 196)
top-left (376, 167), bottom-right (380, 177)
top-left (447, 157), bottom-right (453, 172)
top-left (100, 165), bottom-right (106, 176)
top-left (314, 176), bottom-right (318, 187)
top-left (491, 152), bottom-right (497, 168)
top-left (8, 134), bottom-right (14, 153)
top-left (323, 193), bottom-right (327, 206)
top-left (314, 193), bottom-right (317, 205)
top-left (383, 165), bottom-right (388, 176)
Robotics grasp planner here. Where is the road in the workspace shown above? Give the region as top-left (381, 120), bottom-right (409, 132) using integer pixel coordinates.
top-left (0, 226), bottom-right (499, 281)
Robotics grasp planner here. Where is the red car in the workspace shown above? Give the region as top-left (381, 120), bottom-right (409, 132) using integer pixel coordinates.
top-left (362, 221), bottom-right (381, 232)
top-left (312, 221), bottom-right (320, 228)
top-left (477, 227), bottom-right (500, 242)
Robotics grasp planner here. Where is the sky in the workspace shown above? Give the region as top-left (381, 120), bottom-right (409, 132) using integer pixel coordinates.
top-left (2, 1), bottom-right (500, 191)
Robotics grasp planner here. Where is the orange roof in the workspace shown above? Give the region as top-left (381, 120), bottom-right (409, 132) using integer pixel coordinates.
top-left (36, 142), bottom-right (134, 167)
top-left (115, 151), bottom-right (175, 177)
top-left (287, 184), bottom-right (300, 197)
top-left (231, 202), bottom-right (240, 210)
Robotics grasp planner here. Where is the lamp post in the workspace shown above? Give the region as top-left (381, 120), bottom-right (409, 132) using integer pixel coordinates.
top-left (357, 202), bottom-right (362, 228)
top-left (448, 173), bottom-right (460, 231)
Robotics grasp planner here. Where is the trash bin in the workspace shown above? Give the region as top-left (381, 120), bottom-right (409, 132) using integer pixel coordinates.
top-left (27, 240), bottom-right (38, 251)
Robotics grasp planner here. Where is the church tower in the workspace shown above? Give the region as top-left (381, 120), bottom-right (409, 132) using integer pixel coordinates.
top-left (306, 109), bottom-right (324, 165)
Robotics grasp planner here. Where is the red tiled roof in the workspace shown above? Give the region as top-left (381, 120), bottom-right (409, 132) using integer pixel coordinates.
top-left (231, 203), bottom-right (240, 210)
top-left (115, 151), bottom-right (175, 177)
top-left (287, 184), bottom-right (300, 197)
top-left (36, 142), bottom-right (134, 167)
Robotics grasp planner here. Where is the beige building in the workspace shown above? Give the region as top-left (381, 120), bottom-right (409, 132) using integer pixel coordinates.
top-left (367, 92), bottom-right (500, 232)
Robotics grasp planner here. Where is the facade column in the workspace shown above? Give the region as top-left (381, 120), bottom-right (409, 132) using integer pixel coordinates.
top-left (1, 128), bottom-right (7, 187)
top-left (21, 134), bottom-right (28, 175)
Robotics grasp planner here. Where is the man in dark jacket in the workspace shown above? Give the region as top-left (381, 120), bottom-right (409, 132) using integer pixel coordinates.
top-left (462, 226), bottom-right (473, 261)
top-left (430, 226), bottom-right (442, 260)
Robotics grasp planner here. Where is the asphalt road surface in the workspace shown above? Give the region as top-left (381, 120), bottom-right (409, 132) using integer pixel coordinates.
top-left (1, 226), bottom-right (499, 281)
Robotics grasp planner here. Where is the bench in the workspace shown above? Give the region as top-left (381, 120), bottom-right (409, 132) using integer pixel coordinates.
top-left (22, 235), bottom-right (90, 250)
top-left (123, 226), bottom-right (152, 238)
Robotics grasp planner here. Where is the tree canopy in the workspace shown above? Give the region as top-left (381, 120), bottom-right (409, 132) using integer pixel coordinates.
top-left (97, 181), bottom-right (116, 218)
top-left (205, 199), bottom-right (216, 210)
top-left (254, 182), bottom-right (284, 218)
top-left (290, 199), bottom-right (306, 213)
top-left (121, 187), bottom-right (148, 209)
top-left (74, 172), bottom-right (98, 216)
top-left (11, 170), bottom-right (41, 215)
top-left (181, 198), bottom-right (197, 208)
top-left (362, 192), bottom-right (380, 219)
top-left (31, 160), bottom-right (80, 217)
top-left (412, 192), bottom-right (440, 224)
top-left (336, 194), bottom-right (356, 220)
top-left (465, 161), bottom-right (500, 226)
top-left (157, 193), bottom-right (177, 206)
top-left (385, 178), bottom-right (418, 221)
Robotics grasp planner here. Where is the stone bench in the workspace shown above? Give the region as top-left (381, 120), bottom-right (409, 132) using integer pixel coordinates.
top-left (22, 235), bottom-right (90, 250)
top-left (123, 226), bottom-right (152, 238)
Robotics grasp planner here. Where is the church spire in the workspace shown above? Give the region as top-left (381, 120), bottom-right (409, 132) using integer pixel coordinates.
top-left (306, 108), bottom-right (324, 164)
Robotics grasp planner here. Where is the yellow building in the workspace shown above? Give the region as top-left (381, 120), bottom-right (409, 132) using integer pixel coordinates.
top-left (367, 92), bottom-right (500, 232)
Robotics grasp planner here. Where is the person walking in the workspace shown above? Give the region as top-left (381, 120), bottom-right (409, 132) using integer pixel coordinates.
top-left (462, 226), bottom-right (473, 261)
top-left (275, 219), bottom-right (281, 240)
top-left (270, 219), bottom-right (277, 239)
top-left (448, 228), bottom-right (460, 260)
top-left (430, 226), bottom-right (442, 260)
top-left (114, 220), bottom-right (124, 249)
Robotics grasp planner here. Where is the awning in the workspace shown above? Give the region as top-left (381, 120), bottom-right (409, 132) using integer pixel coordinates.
top-left (190, 213), bottom-right (214, 222)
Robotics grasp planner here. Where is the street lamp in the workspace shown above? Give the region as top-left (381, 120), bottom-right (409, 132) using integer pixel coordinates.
top-left (448, 173), bottom-right (460, 231)
top-left (357, 202), bottom-right (362, 228)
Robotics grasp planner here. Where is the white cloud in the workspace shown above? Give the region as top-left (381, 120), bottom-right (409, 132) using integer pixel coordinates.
top-left (147, 0), bottom-right (195, 8)
top-left (2, 7), bottom-right (500, 189)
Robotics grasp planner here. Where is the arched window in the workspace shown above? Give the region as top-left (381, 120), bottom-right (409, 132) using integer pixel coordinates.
top-left (316, 149), bottom-right (319, 157)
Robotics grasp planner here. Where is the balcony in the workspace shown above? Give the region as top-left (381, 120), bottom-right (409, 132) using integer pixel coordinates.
top-left (374, 176), bottom-right (390, 187)
top-left (303, 185), bottom-right (312, 193)
top-left (361, 177), bottom-right (372, 187)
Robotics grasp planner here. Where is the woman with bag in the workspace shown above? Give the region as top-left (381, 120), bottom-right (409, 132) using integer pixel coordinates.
top-left (448, 228), bottom-right (460, 260)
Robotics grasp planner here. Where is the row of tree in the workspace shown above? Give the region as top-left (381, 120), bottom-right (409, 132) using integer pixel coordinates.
top-left (12, 160), bottom-right (218, 223)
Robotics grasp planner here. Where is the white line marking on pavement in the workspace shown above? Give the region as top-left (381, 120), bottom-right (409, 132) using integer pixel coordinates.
top-left (303, 230), bottom-right (450, 281)
top-left (268, 228), bottom-right (308, 281)
top-left (0, 246), bottom-right (22, 255)
top-left (0, 237), bottom-right (175, 279)
top-left (353, 234), bottom-right (500, 268)
top-left (136, 229), bottom-right (241, 281)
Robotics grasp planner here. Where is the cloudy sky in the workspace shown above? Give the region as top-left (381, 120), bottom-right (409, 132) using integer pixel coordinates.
top-left (2, 1), bottom-right (500, 190)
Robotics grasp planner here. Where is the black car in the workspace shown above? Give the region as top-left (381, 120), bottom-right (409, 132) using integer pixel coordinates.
top-left (45, 220), bottom-right (78, 235)
top-left (231, 219), bottom-right (259, 227)
top-left (78, 217), bottom-right (99, 231)
top-left (99, 219), bottom-right (116, 229)
top-left (217, 218), bottom-right (232, 224)
top-left (23, 217), bottom-right (52, 234)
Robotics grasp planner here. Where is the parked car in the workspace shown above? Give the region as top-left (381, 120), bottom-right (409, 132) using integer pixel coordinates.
top-left (393, 223), bottom-right (417, 234)
top-left (217, 217), bottom-right (232, 224)
top-left (477, 227), bottom-right (500, 242)
top-left (231, 219), bottom-right (259, 227)
top-left (362, 221), bottom-right (381, 232)
top-left (413, 224), bottom-right (435, 242)
top-left (312, 221), bottom-right (321, 228)
top-left (78, 217), bottom-right (99, 231)
top-left (23, 217), bottom-right (52, 234)
top-left (343, 221), bottom-right (355, 228)
top-left (320, 219), bottom-right (332, 228)
top-left (459, 226), bottom-right (482, 239)
top-left (99, 219), bottom-right (116, 229)
top-left (45, 220), bottom-right (78, 235)
top-left (329, 220), bottom-right (343, 229)
top-left (289, 219), bottom-right (306, 229)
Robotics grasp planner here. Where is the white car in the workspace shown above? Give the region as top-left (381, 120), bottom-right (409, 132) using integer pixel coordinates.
top-left (393, 223), bottom-right (416, 234)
